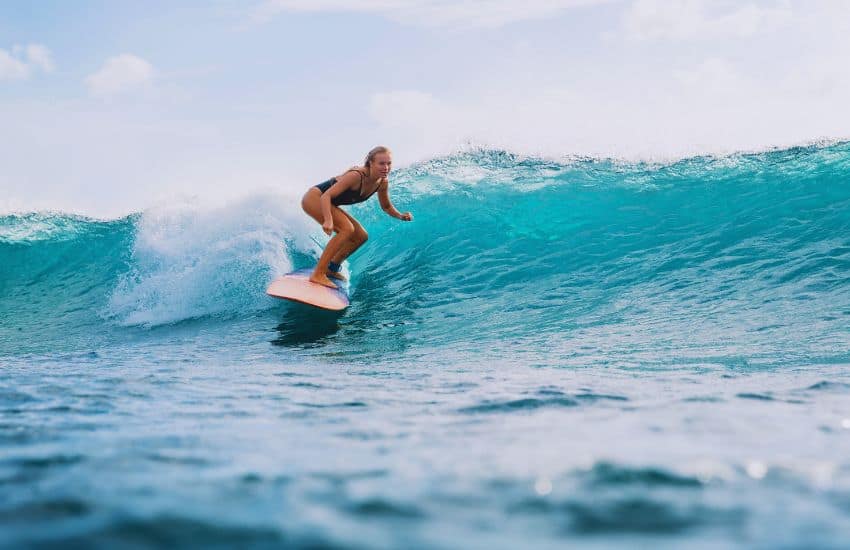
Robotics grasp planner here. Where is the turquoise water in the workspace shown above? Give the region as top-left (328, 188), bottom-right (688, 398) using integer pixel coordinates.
top-left (2, 143), bottom-right (850, 548)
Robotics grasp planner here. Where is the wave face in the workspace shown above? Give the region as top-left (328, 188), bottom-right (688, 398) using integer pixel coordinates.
top-left (348, 142), bottom-right (850, 365)
top-left (0, 213), bottom-right (135, 354)
top-left (2, 143), bottom-right (850, 360)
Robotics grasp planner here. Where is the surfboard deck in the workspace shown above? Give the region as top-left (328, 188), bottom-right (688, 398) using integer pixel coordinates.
top-left (266, 268), bottom-right (349, 311)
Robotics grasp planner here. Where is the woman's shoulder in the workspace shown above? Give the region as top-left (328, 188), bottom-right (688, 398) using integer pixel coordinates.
top-left (334, 167), bottom-right (365, 181)
top-left (338, 166), bottom-right (366, 178)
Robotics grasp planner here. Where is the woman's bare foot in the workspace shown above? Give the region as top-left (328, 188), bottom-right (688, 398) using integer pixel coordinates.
top-left (309, 272), bottom-right (338, 288)
top-left (327, 270), bottom-right (347, 282)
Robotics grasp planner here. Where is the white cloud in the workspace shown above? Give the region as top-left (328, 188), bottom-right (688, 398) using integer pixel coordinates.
top-left (0, 50), bottom-right (28, 80)
top-left (0, 43), bottom-right (54, 80)
top-left (22, 44), bottom-right (55, 73)
top-left (86, 54), bottom-right (154, 97)
top-left (255, 0), bottom-right (612, 28)
top-left (624, 0), bottom-right (792, 41)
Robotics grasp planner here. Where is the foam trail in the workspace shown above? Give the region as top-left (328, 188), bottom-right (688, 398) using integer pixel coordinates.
top-left (105, 194), bottom-right (317, 327)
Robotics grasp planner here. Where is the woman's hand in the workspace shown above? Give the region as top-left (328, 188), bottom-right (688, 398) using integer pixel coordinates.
top-left (400, 212), bottom-right (413, 221)
top-left (322, 220), bottom-right (334, 235)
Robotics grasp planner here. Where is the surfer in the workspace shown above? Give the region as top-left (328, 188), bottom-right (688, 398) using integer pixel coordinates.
top-left (301, 146), bottom-right (413, 288)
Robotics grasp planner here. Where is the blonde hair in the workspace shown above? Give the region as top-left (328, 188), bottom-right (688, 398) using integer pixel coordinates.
top-left (364, 146), bottom-right (392, 168)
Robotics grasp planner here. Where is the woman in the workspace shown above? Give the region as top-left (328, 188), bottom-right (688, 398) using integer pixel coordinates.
top-left (301, 146), bottom-right (413, 288)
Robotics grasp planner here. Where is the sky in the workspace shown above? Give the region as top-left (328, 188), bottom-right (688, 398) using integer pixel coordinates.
top-left (1, 0), bottom-right (849, 216)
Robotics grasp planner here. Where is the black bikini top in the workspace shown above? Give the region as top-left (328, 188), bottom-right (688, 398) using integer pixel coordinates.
top-left (314, 169), bottom-right (384, 206)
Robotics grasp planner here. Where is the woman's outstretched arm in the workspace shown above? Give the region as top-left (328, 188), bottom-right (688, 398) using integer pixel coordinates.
top-left (378, 182), bottom-right (412, 221)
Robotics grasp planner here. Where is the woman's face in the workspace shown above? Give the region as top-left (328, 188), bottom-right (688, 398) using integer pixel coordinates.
top-left (371, 153), bottom-right (392, 178)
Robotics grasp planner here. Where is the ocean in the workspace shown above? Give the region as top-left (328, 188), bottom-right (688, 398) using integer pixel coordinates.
top-left (2, 142), bottom-right (850, 548)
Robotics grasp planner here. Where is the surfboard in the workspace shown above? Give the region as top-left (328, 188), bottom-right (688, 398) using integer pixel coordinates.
top-left (266, 268), bottom-right (349, 311)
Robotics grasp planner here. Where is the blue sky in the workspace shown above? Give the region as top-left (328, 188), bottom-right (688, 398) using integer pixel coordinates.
top-left (2, 0), bottom-right (849, 215)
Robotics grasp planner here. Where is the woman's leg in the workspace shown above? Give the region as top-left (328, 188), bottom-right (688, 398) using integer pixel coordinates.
top-left (327, 209), bottom-right (368, 279)
top-left (301, 189), bottom-right (356, 288)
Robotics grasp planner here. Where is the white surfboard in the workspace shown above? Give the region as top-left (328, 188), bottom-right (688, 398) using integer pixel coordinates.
top-left (266, 268), bottom-right (349, 311)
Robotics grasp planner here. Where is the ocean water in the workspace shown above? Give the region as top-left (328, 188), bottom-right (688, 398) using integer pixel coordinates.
top-left (2, 142), bottom-right (850, 548)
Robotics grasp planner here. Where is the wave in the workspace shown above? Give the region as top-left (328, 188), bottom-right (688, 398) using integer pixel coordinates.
top-left (0, 213), bottom-right (135, 354)
top-left (103, 195), bottom-right (308, 327)
top-left (2, 143), bottom-right (850, 356)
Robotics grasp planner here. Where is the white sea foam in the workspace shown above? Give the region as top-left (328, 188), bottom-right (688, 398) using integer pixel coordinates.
top-left (105, 192), bottom-right (317, 327)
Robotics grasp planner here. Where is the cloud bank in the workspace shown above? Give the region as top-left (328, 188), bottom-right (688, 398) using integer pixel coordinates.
top-left (255, 0), bottom-right (612, 28)
top-left (0, 44), bottom-right (54, 80)
top-left (86, 54), bottom-right (154, 97)
top-left (623, 0), bottom-right (793, 41)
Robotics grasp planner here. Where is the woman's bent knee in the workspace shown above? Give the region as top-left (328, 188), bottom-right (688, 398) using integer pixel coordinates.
top-left (301, 188), bottom-right (320, 214)
top-left (336, 225), bottom-right (355, 240)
